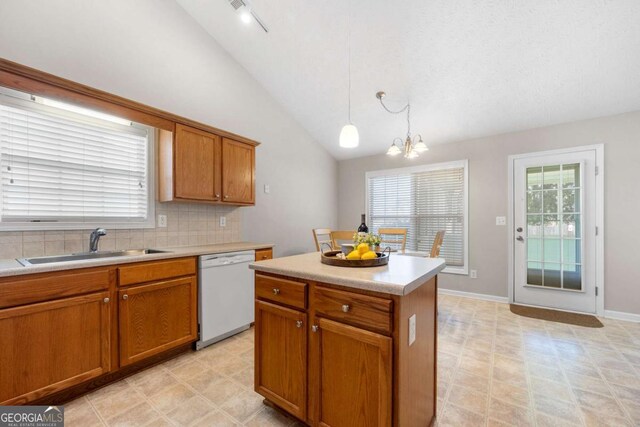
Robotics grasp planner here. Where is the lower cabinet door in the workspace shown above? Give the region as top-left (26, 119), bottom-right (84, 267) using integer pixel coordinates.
top-left (119, 276), bottom-right (197, 366)
top-left (313, 317), bottom-right (392, 427)
top-left (0, 292), bottom-right (111, 404)
top-left (255, 300), bottom-right (307, 420)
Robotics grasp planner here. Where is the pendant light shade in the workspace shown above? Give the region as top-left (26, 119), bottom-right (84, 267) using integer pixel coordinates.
top-left (339, 124), bottom-right (359, 148)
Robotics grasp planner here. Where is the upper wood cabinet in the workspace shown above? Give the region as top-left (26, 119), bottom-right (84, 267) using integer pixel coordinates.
top-left (174, 124), bottom-right (221, 201)
top-left (222, 137), bottom-right (255, 204)
top-left (159, 125), bottom-right (255, 205)
top-left (0, 292), bottom-right (112, 405)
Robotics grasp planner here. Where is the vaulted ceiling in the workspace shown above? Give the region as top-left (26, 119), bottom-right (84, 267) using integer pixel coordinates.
top-left (177, 0), bottom-right (640, 160)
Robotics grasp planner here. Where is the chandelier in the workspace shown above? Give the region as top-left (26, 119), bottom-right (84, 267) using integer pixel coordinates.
top-left (376, 91), bottom-right (428, 158)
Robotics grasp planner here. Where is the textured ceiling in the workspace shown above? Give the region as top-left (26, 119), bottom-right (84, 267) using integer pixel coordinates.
top-left (176, 0), bottom-right (640, 160)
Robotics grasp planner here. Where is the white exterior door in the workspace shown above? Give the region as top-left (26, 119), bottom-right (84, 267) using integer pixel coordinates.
top-left (513, 149), bottom-right (598, 313)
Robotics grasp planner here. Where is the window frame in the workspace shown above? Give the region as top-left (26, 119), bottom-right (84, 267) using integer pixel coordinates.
top-left (0, 91), bottom-right (156, 231)
top-left (365, 159), bottom-right (469, 275)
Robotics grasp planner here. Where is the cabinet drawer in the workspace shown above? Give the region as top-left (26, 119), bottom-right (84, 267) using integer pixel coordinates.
top-left (0, 268), bottom-right (112, 309)
top-left (118, 257), bottom-right (196, 286)
top-left (255, 248), bottom-right (273, 262)
top-left (256, 274), bottom-right (306, 310)
top-left (313, 286), bottom-right (393, 334)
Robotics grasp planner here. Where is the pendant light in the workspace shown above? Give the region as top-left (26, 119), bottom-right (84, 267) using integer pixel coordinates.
top-left (339, 1), bottom-right (359, 148)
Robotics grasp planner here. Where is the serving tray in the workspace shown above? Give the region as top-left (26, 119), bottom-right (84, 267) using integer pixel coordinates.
top-left (320, 249), bottom-right (390, 268)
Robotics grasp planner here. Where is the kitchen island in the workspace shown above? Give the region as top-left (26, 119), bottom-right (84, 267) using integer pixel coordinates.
top-left (250, 252), bottom-right (446, 427)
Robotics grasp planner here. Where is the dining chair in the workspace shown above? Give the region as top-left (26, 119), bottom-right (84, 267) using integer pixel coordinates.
top-left (378, 228), bottom-right (407, 252)
top-left (330, 230), bottom-right (355, 250)
top-left (429, 230), bottom-right (446, 258)
top-left (312, 228), bottom-right (333, 251)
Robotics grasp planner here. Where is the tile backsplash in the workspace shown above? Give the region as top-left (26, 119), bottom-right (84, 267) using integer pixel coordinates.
top-left (0, 202), bottom-right (242, 259)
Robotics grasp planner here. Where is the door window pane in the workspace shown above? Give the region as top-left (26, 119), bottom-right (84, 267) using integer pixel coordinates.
top-left (543, 263), bottom-right (562, 288)
top-left (543, 190), bottom-right (558, 213)
top-left (527, 262), bottom-right (543, 286)
top-left (527, 167), bottom-right (543, 190)
top-left (527, 238), bottom-right (542, 261)
top-left (543, 165), bottom-right (561, 190)
top-left (562, 163), bottom-right (580, 188)
top-left (563, 264), bottom-right (582, 290)
top-left (544, 239), bottom-right (561, 263)
top-left (524, 163), bottom-right (584, 292)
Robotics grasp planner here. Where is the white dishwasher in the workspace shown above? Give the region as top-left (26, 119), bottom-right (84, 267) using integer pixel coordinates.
top-left (196, 250), bottom-right (255, 350)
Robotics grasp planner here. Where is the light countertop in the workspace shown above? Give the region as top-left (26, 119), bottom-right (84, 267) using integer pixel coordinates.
top-left (249, 252), bottom-right (445, 296)
top-left (0, 242), bottom-right (273, 278)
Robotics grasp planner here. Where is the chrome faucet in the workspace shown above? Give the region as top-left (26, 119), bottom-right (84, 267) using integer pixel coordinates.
top-left (89, 228), bottom-right (107, 253)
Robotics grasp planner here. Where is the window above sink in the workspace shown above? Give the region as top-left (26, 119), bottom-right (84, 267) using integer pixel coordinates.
top-left (0, 86), bottom-right (155, 231)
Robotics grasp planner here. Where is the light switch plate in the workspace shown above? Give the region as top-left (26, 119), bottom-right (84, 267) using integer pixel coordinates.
top-left (264, 184), bottom-right (270, 194)
top-left (496, 216), bottom-right (506, 226)
top-left (220, 216), bottom-right (226, 227)
top-left (470, 270), bottom-right (478, 279)
top-left (157, 214), bottom-right (167, 228)
top-left (408, 314), bottom-right (416, 346)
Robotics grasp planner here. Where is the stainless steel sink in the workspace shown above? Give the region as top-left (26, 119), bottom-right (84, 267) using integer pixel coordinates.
top-left (17, 249), bottom-right (171, 266)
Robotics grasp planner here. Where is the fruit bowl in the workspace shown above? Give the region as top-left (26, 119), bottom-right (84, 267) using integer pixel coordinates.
top-left (320, 249), bottom-right (390, 268)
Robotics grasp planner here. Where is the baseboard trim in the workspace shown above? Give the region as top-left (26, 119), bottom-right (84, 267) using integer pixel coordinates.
top-left (438, 288), bottom-right (509, 304)
top-left (604, 310), bottom-right (640, 323)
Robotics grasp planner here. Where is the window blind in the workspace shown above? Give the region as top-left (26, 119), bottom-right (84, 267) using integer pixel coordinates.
top-left (0, 99), bottom-right (149, 223)
top-left (368, 165), bottom-right (466, 267)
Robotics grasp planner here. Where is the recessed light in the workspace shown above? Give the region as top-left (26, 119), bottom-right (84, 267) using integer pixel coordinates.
top-left (240, 9), bottom-right (252, 24)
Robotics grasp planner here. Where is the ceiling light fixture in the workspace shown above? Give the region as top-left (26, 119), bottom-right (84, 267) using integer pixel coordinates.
top-left (376, 91), bottom-right (428, 158)
top-left (228, 0), bottom-right (269, 33)
top-left (339, 0), bottom-right (358, 148)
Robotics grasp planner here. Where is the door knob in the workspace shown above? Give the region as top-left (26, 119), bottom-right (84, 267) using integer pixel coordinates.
top-left (516, 227), bottom-right (523, 232)
top-left (516, 236), bottom-right (524, 242)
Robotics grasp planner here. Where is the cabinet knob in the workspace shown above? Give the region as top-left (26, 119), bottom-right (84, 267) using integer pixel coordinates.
top-left (296, 320), bottom-right (303, 328)
top-left (122, 294), bottom-right (129, 300)
top-left (103, 297), bottom-right (110, 304)
top-left (273, 288), bottom-right (280, 295)
top-left (342, 304), bottom-right (351, 313)
top-left (215, 194), bottom-right (220, 198)
top-left (224, 195), bottom-right (229, 199)
top-left (262, 255), bottom-right (268, 260)
top-left (311, 325), bottom-right (319, 333)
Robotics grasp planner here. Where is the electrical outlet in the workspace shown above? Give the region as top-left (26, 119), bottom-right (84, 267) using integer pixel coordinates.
top-left (470, 270), bottom-right (478, 279)
top-left (264, 184), bottom-right (270, 194)
top-left (220, 216), bottom-right (226, 227)
top-left (408, 314), bottom-right (416, 346)
top-left (157, 214), bottom-right (167, 228)
top-left (496, 216), bottom-right (506, 226)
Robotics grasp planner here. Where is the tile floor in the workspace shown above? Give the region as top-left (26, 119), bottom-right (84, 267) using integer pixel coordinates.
top-left (65, 294), bottom-right (640, 426)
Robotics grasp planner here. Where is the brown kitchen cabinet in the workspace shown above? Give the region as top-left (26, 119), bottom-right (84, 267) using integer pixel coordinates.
top-left (118, 258), bottom-right (198, 366)
top-left (254, 273), bottom-right (438, 427)
top-left (0, 292), bottom-right (112, 405)
top-left (313, 317), bottom-right (392, 426)
top-left (159, 125), bottom-right (256, 205)
top-left (0, 256), bottom-right (199, 405)
top-left (255, 248), bottom-right (273, 262)
top-left (255, 300), bottom-right (307, 420)
top-left (118, 276), bottom-right (197, 366)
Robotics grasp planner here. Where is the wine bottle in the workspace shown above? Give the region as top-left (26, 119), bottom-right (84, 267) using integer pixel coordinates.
top-left (357, 214), bottom-right (368, 235)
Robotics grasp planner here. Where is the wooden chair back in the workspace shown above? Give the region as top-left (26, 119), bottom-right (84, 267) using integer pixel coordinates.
top-left (330, 231), bottom-right (355, 250)
top-left (312, 228), bottom-right (333, 251)
top-left (430, 230), bottom-right (446, 258)
top-left (378, 228), bottom-right (407, 252)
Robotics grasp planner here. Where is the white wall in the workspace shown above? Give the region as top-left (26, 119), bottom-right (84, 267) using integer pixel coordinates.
top-left (338, 111), bottom-right (640, 316)
top-left (0, 0), bottom-right (338, 257)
